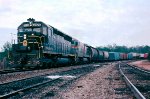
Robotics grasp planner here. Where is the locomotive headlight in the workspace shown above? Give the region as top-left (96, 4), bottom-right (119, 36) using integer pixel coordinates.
top-left (24, 34), bottom-right (27, 39)
top-left (32, 33), bottom-right (34, 35)
top-left (23, 40), bottom-right (28, 46)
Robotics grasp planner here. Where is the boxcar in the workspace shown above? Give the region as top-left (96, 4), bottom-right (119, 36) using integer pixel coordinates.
top-left (119, 53), bottom-right (124, 60)
top-left (123, 53), bottom-right (127, 60)
top-left (130, 52), bottom-right (139, 59)
top-left (127, 53), bottom-right (133, 59)
top-left (144, 53), bottom-right (148, 59)
top-left (109, 52), bottom-right (120, 61)
top-left (139, 54), bottom-right (144, 59)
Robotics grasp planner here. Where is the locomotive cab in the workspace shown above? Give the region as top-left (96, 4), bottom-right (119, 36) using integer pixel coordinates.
top-left (9, 18), bottom-right (49, 68)
top-left (17, 18), bottom-right (47, 52)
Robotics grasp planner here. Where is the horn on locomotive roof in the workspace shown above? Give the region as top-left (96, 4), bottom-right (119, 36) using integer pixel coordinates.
top-left (27, 18), bottom-right (35, 23)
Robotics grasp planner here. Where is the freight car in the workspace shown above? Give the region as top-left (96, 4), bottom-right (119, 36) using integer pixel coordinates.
top-left (127, 53), bottom-right (133, 60)
top-left (103, 51), bottom-right (109, 61)
top-left (109, 52), bottom-right (120, 61)
top-left (7, 18), bottom-right (103, 69)
top-left (129, 52), bottom-right (140, 59)
top-left (144, 53), bottom-right (148, 59)
top-left (119, 53), bottom-right (124, 60)
top-left (139, 53), bottom-right (149, 59)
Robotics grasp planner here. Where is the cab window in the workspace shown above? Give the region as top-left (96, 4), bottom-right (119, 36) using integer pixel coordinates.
top-left (43, 26), bottom-right (48, 35)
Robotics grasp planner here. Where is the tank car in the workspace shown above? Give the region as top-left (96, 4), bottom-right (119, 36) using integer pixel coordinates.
top-left (103, 51), bottom-right (109, 61)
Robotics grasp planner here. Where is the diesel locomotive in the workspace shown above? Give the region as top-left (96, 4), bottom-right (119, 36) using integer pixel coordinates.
top-left (8, 18), bottom-right (104, 68)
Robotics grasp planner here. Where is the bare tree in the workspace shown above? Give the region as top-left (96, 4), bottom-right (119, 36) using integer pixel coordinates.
top-left (1, 41), bottom-right (12, 52)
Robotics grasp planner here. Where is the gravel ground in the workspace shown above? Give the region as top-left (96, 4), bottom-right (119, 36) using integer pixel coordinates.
top-left (0, 62), bottom-right (135, 99)
top-left (129, 60), bottom-right (150, 70)
top-left (56, 63), bottom-right (134, 99)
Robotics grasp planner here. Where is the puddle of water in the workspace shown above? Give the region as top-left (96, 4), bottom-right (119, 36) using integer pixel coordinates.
top-left (63, 75), bottom-right (76, 79)
top-left (47, 75), bottom-right (62, 79)
top-left (93, 64), bottom-right (100, 66)
top-left (47, 75), bottom-right (76, 79)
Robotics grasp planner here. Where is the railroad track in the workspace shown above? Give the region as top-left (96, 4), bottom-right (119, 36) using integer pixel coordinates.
top-left (119, 62), bottom-right (150, 99)
top-left (0, 63), bottom-right (102, 98)
top-left (0, 69), bottom-right (38, 75)
top-left (0, 62), bottom-right (108, 75)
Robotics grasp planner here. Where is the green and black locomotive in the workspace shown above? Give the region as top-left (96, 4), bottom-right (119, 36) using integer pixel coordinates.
top-left (8, 18), bottom-right (103, 69)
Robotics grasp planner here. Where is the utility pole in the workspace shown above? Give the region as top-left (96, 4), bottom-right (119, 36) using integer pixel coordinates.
top-left (10, 33), bottom-right (16, 44)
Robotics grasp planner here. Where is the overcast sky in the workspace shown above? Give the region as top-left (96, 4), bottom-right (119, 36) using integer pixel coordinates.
top-left (0, 0), bottom-right (150, 51)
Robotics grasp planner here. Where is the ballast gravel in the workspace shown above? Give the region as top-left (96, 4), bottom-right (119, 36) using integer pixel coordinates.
top-left (56, 63), bottom-right (134, 99)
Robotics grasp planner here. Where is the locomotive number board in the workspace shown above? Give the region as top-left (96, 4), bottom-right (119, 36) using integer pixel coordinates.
top-left (23, 23), bottom-right (42, 27)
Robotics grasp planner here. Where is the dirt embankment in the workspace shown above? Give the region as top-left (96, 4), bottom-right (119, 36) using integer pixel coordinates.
top-left (129, 60), bottom-right (150, 71)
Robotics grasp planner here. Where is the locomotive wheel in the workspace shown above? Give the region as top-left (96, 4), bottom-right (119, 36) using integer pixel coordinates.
top-left (52, 62), bottom-right (58, 68)
top-left (43, 62), bottom-right (49, 68)
top-left (39, 62), bottom-right (46, 68)
top-left (47, 62), bottom-right (52, 68)
top-left (51, 57), bottom-right (58, 68)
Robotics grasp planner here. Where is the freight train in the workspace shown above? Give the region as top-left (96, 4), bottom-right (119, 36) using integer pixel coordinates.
top-left (6, 18), bottom-right (148, 69)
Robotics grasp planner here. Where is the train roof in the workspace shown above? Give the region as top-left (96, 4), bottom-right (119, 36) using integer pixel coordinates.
top-left (18, 18), bottom-right (73, 41)
top-left (48, 25), bottom-right (73, 41)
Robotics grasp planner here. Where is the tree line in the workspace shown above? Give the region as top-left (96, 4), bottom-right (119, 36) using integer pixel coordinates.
top-left (97, 44), bottom-right (150, 60)
top-left (2, 42), bottom-right (150, 54)
top-left (96, 44), bottom-right (150, 53)
top-left (0, 42), bottom-right (12, 61)
top-left (1, 42), bottom-right (150, 61)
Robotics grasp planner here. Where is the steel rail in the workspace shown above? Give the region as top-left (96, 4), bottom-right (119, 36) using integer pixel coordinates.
top-left (0, 69), bottom-right (35, 75)
top-left (0, 63), bottom-right (103, 98)
top-left (118, 63), bottom-right (146, 99)
top-left (0, 64), bottom-right (88, 85)
top-left (0, 78), bottom-right (60, 99)
top-left (0, 64), bottom-right (92, 98)
top-left (0, 70), bottom-right (22, 74)
top-left (0, 63), bottom-right (101, 85)
top-left (0, 70), bottom-right (51, 85)
top-left (127, 64), bottom-right (150, 74)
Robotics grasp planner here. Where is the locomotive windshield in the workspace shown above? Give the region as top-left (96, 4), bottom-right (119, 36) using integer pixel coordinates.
top-left (18, 22), bottom-right (42, 32)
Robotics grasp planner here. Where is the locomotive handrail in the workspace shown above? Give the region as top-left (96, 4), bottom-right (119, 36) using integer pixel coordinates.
top-left (118, 63), bottom-right (146, 99)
